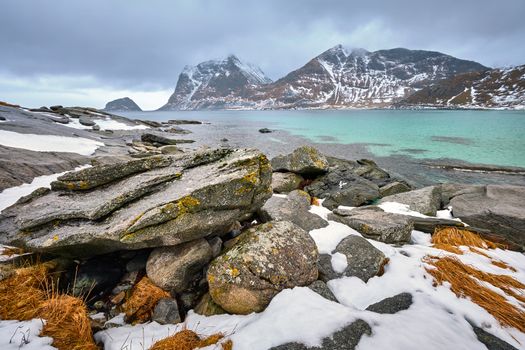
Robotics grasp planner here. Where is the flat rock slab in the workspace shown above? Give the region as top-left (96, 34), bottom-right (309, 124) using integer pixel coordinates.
top-left (380, 185), bottom-right (441, 216)
top-left (271, 146), bottom-right (329, 175)
top-left (272, 172), bottom-right (304, 194)
top-left (0, 148), bottom-right (272, 257)
top-left (328, 207), bottom-right (413, 244)
top-left (450, 185), bottom-right (525, 249)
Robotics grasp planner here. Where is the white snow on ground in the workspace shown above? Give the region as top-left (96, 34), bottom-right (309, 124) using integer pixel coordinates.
top-left (62, 116), bottom-right (149, 131)
top-left (0, 165), bottom-right (90, 212)
top-left (0, 319), bottom-right (56, 350)
top-left (0, 130), bottom-right (103, 155)
top-left (379, 201), bottom-right (461, 222)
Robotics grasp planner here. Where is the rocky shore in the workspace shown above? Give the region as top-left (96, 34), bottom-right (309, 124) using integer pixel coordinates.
top-left (0, 104), bottom-right (524, 350)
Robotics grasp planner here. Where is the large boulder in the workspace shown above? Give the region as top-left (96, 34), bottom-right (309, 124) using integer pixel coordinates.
top-left (450, 185), bottom-right (525, 249)
top-left (379, 185), bottom-right (441, 216)
top-left (271, 146), bottom-right (329, 175)
top-left (207, 221), bottom-right (318, 314)
top-left (328, 207), bottom-right (413, 244)
top-left (258, 191), bottom-right (328, 232)
top-left (271, 172), bottom-right (304, 194)
top-left (146, 239), bottom-right (212, 293)
top-left (0, 148), bottom-right (272, 256)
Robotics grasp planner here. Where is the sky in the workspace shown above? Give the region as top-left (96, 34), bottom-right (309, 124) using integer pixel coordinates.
top-left (1, 0), bottom-right (524, 110)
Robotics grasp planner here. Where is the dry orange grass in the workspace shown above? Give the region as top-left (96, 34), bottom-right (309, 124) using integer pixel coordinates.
top-left (424, 255), bottom-right (525, 332)
top-left (149, 329), bottom-right (227, 350)
top-left (311, 197), bottom-right (320, 206)
top-left (122, 276), bottom-right (170, 324)
top-left (0, 262), bottom-right (97, 350)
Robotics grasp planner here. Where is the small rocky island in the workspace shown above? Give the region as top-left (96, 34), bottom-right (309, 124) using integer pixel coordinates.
top-left (0, 103), bottom-right (524, 350)
top-left (104, 97), bottom-right (143, 112)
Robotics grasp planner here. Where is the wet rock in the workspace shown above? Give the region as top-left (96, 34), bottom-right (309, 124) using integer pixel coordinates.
top-left (328, 207), bottom-right (413, 244)
top-left (207, 221), bottom-right (318, 314)
top-left (270, 319), bottom-right (371, 350)
top-left (166, 119), bottom-right (202, 125)
top-left (0, 116), bottom-right (5, 121)
top-left (141, 133), bottom-right (194, 145)
top-left (258, 191), bottom-right (328, 232)
top-left (50, 105), bottom-right (63, 111)
top-left (334, 235), bottom-right (387, 282)
top-left (272, 172), bottom-right (304, 194)
top-left (365, 292), bottom-right (413, 314)
top-left (259, 128), bottom-right (273, 133)
top-left (308, 280), bottom-right (338, 302)
top-left (139, 120), bottom-right (162, 128)
top-left (450, 185), bottom-right (525, 249)
top-left (380, 185), bottom-right (441, 216)
top-left (354, 159), bottom-right (390, 182)
top-left (152, 298), bottom-right (182, 325)
top-left (271, 146), bottom-right (329, 175)
top-left (0, 148), bottom-right (272, 256)
top-left (379, 181), bottom-right (411, 197)
top-left (146, 239), bottom-right (212, 293)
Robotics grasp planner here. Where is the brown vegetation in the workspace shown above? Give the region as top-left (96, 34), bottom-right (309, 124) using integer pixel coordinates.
top-left (424, 255), bottom-right (525, 332)
top-left (122, 276), bottom-right (170, 324)
top-left (0, 262), bottom-right (97, 350)
top-left (149, 329), bottom-right (229, 350)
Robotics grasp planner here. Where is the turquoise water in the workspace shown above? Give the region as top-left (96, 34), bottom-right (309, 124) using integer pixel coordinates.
top-left (124, 109), bottom-right (525, 168)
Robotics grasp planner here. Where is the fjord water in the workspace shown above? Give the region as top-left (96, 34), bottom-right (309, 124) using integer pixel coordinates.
top-left (126, 109), bottom-right (525, 168)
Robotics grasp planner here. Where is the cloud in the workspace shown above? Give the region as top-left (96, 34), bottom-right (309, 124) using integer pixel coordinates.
top-left (1, 0), bottom-right (524, 108)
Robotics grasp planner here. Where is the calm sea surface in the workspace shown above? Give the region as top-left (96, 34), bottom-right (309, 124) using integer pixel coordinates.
top-left (123, 109), bottom-right (525, 168)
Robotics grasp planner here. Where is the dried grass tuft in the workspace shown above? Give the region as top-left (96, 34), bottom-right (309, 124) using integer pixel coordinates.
top-left (222, 339), bottom-right (233, 350)
top-left (311, 197), bottom-right (320, 206)
top-left (122, 276), bottom-right (170, 324)
top-left (432, 227), bottom-right (500, 250)
top-left (424, 255), bottom-right (525, 332)
top-left (149, 329), bottom-right (227, 350)
top-left (0, 262), bottom-right (97, 350)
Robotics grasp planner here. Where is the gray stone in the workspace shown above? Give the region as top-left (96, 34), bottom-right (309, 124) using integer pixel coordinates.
top-left (193, 292), bottom-right (227, 316)
top-left (335, 235), bottom-right (387, 282)
top-left (272, 172), bottom-right (304, 194)
top-left (258, 190), bottom-right (328, 232)
top-left (159, 145), bottom-right (182, 154)
top-left (152, 298), bottom-right (182, 325)
top-left (328, 207), bottom-right (413, 244)
top-left (259, 128), bottom-right (273, 133)
top-left (365, 292), bottom-right (413, 314)
top-left (92, 124), bottom-right (100, 131)
top-left (0, 148), bottom-right (273, 256)
top-left (79, 115), bottom-right (96, 126)
top-left (146, 239), bottom-right (212, 293)
top-left (141, 133), bottom-right (195, 145)
top-left (270, 319), bottom-right (371, 350)
top-left (207, 221), bottom-right (318, 314)
top-left (471, 325), bottom-right (518, 350)
top-left (450, 185), bottom-right (525, 249)
top-left (208, 236), bottom-right (223, 258)
top-left (271, 146), bottom-right (329, 175)
top-left (379, 181), bottom-right (411, 197)
top-left (308, 280), bottom-right (338, 302)
top-left (317, 254), bottom-right (340, 282)
top-left (380, 185), bottom-right (442, 216)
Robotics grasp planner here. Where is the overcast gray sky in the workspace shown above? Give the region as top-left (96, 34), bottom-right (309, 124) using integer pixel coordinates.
top-left (1, 0), bottom-right (524, 110)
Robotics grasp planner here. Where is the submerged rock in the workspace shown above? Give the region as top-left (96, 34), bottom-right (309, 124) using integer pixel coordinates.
top-left (271, 146), bottom-right (329, 175)
top-left (328, 206), bottom-right (413, 244)
top-left (207, 221), bottom-right (318, 314)
top-left (380, 185), bottom-right (441, 216)
top-left (271, 172), bottom-right (304, 194)
top-left (450, 185), bottom-right (525, 249)
top-left (258, 190), bottom-right (328, 232)
top-left (0, 148), bottom-right (272, 256)
top-left (146, 239), bottom-right (212, 293)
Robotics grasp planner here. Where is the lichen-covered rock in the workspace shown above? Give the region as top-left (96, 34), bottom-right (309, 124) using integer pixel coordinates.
top-left (271, 146), bottom-right (329, 175)
top-left (328, 207), bottom-right (413, 244)
top-left (193, 293), bottom-right (226, 316)
top-left (272, 172), bottom-right (304, 193)
top-left (0, 148), bottom-right (272, 256)
top-left (146, 239), bottom-right (212, 293)
top-left (380, 185), bottom-right (441, 216)
top-left (334, 235), bottom-right (387, 282)
top-left (207, 221), bottom-right (318, 314)
top-left (258, 191), bottom-right (328, 232)
top-left (450, 185), bottom-right (525, 249)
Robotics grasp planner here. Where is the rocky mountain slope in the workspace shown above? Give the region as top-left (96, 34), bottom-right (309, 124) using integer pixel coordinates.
top-left (159, 55), bottom-right (272, 110)
top-left (396, 65), bottom-right (525, 109)
top-left (161, 46), bottom-right (496, 110)
top-left (104, 97), bottom-right (142, 112)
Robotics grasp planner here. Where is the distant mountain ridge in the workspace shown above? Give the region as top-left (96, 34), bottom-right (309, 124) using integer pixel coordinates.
top-left (104, 97), bottom-right (142, 111)
top-left (157, 46), bottom-right (523, 110)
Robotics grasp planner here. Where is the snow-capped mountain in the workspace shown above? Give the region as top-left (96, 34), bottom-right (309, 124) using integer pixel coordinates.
top-left (159, 46), bottom-right (508, 110)
top-left (397, 65), bottom-right (525, 109)
top-left (159, 55), bottom-right (272, 110)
